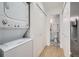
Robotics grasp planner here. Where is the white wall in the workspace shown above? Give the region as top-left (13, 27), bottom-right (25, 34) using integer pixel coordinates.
top-left (70, 2), bottom-right (79, 17)
top-left (46, 16), bottom-right (51, 46)
top-left (59, 3), bottom-right (70, 57)
top-left (30, 3), bottom-right (47, 57)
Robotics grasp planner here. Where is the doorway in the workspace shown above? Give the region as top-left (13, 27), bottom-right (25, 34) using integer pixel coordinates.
top-left (50, 15), bottom-right (60, 47)
top-left (70, 2), bottom-right (79, 57)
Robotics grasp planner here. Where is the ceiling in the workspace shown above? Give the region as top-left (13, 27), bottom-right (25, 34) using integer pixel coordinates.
top-left (42, 2), bottom-right (64, 16)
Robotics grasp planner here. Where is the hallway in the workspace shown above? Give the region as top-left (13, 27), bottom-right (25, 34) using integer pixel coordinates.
top-left (40, 45), bottom-right (64, 57)
top-left (0, 2), bottom-right (70, 57)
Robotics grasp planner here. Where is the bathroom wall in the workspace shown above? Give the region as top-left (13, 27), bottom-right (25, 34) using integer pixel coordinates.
top-left (70, 2), bottom-right (79, 42)
top-left (59, 2), bottom-right (70, 56)
top-left (30, 2), bottom-right (47, 56)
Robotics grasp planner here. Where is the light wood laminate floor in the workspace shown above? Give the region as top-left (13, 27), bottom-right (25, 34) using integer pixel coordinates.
top-left (40, 45), bottom-right (64, 57)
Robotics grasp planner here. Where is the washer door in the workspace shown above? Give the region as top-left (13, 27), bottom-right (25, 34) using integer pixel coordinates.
top-left (4, 2), bottom-right (28, 22)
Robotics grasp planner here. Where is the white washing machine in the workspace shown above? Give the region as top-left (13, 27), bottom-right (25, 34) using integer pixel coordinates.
top-left (0, 2), bottom-right (29, 44)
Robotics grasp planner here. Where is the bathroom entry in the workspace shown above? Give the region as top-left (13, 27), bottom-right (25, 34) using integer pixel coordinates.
top-left (50, 15), bottom-right (60, 47)
top-left (70, 17), bottom-right (79, 56)
top-left (70, 2), bottom-right (79, 57)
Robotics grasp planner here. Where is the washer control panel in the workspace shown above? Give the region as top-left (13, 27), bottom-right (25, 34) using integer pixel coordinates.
top-left (0, 16), bottom-right (29, 29)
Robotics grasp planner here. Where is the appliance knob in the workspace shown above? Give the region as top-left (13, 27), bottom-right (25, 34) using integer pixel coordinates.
top-left (2, 20), bottom-right (7, 25)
